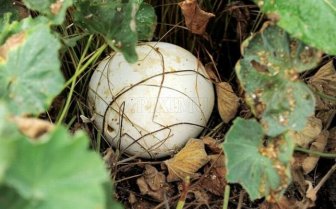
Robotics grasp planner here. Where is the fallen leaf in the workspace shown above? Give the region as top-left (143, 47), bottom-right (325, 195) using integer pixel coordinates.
top-left (164, 138), bottom-right (209, 182)
top-left (204, 63), bottom-right (219, 82)
top-left (12, 117), bottom-right (53, 139)
top-left (136, 164), bottom-right (167, 201)
top-left (198, 154), bottom-right (226, 196)
top-left (178, 0), bottom-right (215, 35)
top-left (189, 190), bottom-right (210, 206)
top-left (259, 196), bottom-right (305, 209)
top-left (308, 60), bottom-right (336, 110)
top-left (326, 127), bottom-right (336, 152)
top-left (302, 130), bottom-right (329, 174)
top-left (216, 82), bottom-right (240, 123)
top-left (202, 136), bottom-right (222, 154)
top-left (293, 116), bottom-right (322, 148)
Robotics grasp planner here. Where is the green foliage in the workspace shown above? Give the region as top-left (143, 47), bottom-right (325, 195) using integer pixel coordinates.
top-left (136, 2), bottom-right (157, 40)
top-left (74, 0), bottom-right (156, 63)
top-left (0, 17), bottom-right (64, 115)
top-left (0, 125), bottom-right (119, 209)
top-left (223, 118), bottom-right (294, 200)
top-left (255, 0), bottom-right (336, 55)
top-left (236, 24), bottom-right (320, 136)
top-left (0, 0), bottom-right (19, 21)
top-left (23, 0), bottom-right (73, 25)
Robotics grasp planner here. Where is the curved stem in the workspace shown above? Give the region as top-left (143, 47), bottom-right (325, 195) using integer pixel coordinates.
top-left (295, 146), bottom-right (336, 158)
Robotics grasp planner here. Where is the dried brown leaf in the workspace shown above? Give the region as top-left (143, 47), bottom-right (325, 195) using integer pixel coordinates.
top-left (164, 138), bottom-right (209, 182)
top-left (198, 154), bottom-right (226, 196)
top-left (12, 117), bottom-right (53, 139)
top-left (178, 0), bottom-right (215, 35)
top-left (302, 130), bottom-right (329, 174)
top-left (259, 197), bottom-right (305, 209)
top-left (216, 82), bottom-right (240, 123)
top-left (202, 136), bottom-right (222, 154)
top-left (204, 63), bottom-right (219, 82)
top-left (293, 116), bottom-right (322, 148)
top-left (308, 60), bottom-right (336, 110)
top-left (136, 164), bottom-right (167, 201)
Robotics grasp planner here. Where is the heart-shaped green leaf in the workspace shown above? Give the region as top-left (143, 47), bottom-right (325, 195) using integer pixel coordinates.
top-left (223, 118), bottom-right (294, 200)
top-left (236, 24), bottom-right (320, 136)
top-left (255, 0), bottom-right (336, 55)
top-left (0, 17), bottom-right (64, 115)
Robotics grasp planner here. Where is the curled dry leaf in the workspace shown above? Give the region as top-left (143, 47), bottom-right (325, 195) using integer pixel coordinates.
top-left (326, 127), bottom-right (336, 152)
top-left (204, 63), bottom-right (219, 82)
top-left (202, 136), bottom-right (222, 154)
top-left (198, 154), bottom-right (226, 196)
top-left (216, 82), bottom-right (240, 123)
top-left (178, 0), bottom-right (215, 35)
top-left (293, 116), bottom-right (322, 148)
top-left (136, 164), bottom-right (167, 201)
top-left (12, 117), bottom-right (53, 139)
top-left (164, 138), bottom-right (209, 182)
top-left (308, 60), bottom-right (336, 110)
top-left (302, 130), bottom-right (329, 174)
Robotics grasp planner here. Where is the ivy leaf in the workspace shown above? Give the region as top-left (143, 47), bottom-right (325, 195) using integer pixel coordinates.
top-left (236, 24), bottom-right (320, 136)
top-left (0, 17), bottom-right (64, 115)
top-left (223, 118), bottom-right (294, 201)
top-left (74, 0), bottom-right (156, 63)
top-left (0, 126), bottom-right (112, 209)
top-left (136, 2), bottom-right (157, 40)
top-left (255, 0), bottom-right (336, 55)
top-left (23, 0), bottom-right (72, 25)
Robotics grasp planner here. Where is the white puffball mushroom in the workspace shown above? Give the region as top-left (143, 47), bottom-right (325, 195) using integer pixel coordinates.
top-left (88, 42), bottom-right (214, 158)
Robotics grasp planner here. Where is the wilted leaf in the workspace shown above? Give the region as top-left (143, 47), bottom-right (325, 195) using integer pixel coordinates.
top-left (136, 164), bottom-right (166, 201)
top-left (216, 82), bottom-right (240, 123)
top-left (12, 117), bottom-right (53, 139)
top-left (0, 126), bottom-right (110, 209)
top-left (223, 118), bottom-right (295, 201)
top-left (198, 154), bottom-right (226, 196)
top-left (164, 139), bottom-right (209, 182)
top-left (255, 0), bottom-right (336, 55)
top-left (178, 0), bottom-right (215, 35)
top-left (259, 196), bottom-right (304, 209)
top-left (308, 60), bottom-right (336, 110)
top-left (23, 0), bottom-right (72, 25)
top-left (0, 17), bottom-right (64, 115)
top-left (236, 23), bottom-right (320, 136)
top-left (202, 136), bottom-right (222, 154)
top-left (302, 130), bottom-right (329, 174)
top-left (293, 116), bottom-right (322, 148)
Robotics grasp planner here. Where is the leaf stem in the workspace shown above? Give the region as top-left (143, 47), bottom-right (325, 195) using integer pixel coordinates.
top-left (223, 185), bottom-right (230, 209)
top-left (295, 147), bottom-right (336, 158)
top-left (57, 35), bottom-right (97, 125)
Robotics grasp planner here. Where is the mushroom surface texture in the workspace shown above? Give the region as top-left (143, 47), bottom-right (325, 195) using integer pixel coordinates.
top-left (88, 42), bottom-right (215, 158)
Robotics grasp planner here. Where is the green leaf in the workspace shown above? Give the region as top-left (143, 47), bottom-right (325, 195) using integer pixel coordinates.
top-left (223, 118), bottom-right (295, 200)
top-left (22, 0), bottom-right (73, 25)
top-left (255, 0), bottom-right (336, 55)
top-left (74, 0), bottom-right (156, 63)
top-left (236, 24), bottom-right (320, 136)
top-left (136, 2), bottom-right (157, 40)
top-left (0, 17), bottom-right (64, 115)
top-left (0, 126), bottom-right (111, 209)
top-left (0, 0), bottom-right (19, 22)
top-left (0, 103), bottom-right (20, 183)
